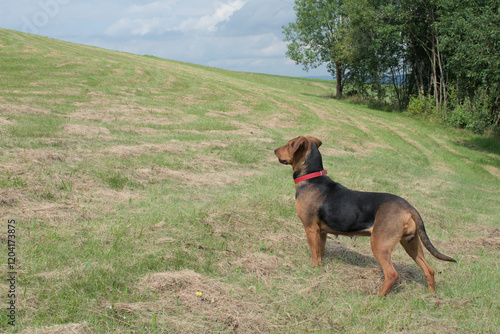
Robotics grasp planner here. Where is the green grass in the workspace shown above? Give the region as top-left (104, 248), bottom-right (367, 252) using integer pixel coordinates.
top-left (0, 28), bottom-right (499, 333)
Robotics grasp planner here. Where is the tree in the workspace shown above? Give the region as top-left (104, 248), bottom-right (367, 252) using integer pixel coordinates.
top-left (343, 0), bottom-right (412, 108)
top-left (283, 0), bottom-right (499, 133)
top-left (438, 0), bottom-right (500, 127)
top-left (283, 0), bottom-right (349, 97)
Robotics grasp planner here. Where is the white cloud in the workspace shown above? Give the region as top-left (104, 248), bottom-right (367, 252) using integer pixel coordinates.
top-left (261, 40), bottom-right (287, 56)
top-left (105, 17), bottom-right (163, 37)
top-left (176, 0), bottom-right (246, 32)
top-left (105, 0), bottom-right (247, 36)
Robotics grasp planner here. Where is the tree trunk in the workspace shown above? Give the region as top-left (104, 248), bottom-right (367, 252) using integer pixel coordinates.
top-left (436, 36), bottom-right (447, 111)
top-left (336, 62), bottom-right (343, 98)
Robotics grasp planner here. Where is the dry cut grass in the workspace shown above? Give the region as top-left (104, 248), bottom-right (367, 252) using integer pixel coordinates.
top-left (0, 28), bottom-right (499, 333)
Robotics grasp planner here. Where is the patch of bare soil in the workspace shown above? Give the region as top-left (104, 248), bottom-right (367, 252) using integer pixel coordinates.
top-left (20, 322), bottom-right (91, 334)
top-left (138, 270), bottom-right (268, 332)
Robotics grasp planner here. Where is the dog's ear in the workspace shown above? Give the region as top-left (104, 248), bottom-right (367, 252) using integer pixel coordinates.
top-left (290, 136), bottom-right (308, 156)
top-left (308, 137), bottom-right (322, 148)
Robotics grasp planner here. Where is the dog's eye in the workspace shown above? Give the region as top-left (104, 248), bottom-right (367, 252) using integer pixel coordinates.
top-left (291, 141), bottom-right (295, 148)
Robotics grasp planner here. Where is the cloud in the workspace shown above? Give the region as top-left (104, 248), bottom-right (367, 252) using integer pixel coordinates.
top-left (106, 17), bottom-right (164, 37)
top-left (176, 0), bottom-right (246, 32)
top-left (105, 0), bottom-right (247, 36)
top-left (1, 0), bottom-right (330, 77)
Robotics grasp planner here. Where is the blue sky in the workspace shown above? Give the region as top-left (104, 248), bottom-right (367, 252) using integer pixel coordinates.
top-left (1, 0), bottom-right (330, 77)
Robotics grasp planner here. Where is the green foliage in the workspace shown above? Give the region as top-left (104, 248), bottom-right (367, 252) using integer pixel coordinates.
top-left (407, 97), bottom-right (435, 116)
top-left (284, 0), bottom-right (499, 133)
top-left (438, 0), bottom-right (500, 90)
top-left (437, 0), bottom-right (500, 134)
top-left (283, 0), bottom-right (349, 96)
top-left (445, 89), bottom-right (499, 134)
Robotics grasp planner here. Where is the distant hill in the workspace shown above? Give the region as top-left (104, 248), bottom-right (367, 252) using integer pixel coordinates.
top-left (303, 75), bottom-right (333, 80)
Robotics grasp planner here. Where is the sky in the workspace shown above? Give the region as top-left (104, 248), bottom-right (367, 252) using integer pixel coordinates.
top-left (1, 0), bottom-right (330, 77)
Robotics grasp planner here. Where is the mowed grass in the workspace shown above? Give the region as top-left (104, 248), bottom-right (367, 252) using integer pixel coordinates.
top-left (0, 28), bottom-right (499, 333)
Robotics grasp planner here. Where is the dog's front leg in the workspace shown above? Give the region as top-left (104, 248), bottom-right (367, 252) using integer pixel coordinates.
top-left (304, 224), bottom-right (323, 266)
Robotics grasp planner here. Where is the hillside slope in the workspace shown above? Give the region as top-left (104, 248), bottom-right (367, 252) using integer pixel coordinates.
top-left (1, 28), bottom-right (499, 333)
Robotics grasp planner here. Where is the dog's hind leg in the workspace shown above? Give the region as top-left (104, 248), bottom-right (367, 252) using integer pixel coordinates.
top-left (400, 234), bottom-right (436, 293)
top-left (370, 216), bottom-right (402, 296)
top-left (371, 237), bottom-right (399, 296)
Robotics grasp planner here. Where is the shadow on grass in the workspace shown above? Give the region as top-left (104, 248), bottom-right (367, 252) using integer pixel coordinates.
top-left (325, 240), bottom-right (378, 268)
top-left (455, 136), bottom-right (500, 156)
top-left (299, 92), bottom-right (401, 112)
top-left (324, 240), bottom-right (429, 290)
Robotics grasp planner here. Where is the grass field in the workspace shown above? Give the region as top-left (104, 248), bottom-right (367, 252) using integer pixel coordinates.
top-left (0, 28), bottom-right (499, 333)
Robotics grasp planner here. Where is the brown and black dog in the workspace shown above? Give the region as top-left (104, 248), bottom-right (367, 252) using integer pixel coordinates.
top-left (275, 136), bottom-right (456, 296)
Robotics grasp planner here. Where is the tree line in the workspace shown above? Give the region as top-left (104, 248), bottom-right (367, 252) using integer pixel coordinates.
top-left (283, 0), bottom-right (499, 134)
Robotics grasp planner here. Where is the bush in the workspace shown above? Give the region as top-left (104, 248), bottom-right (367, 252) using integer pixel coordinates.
top-left (407, 96), bottom-right (434, 115)
top-left (446, 104), bottom-right (469, 129)
top-left (445, 88), bottom-right (498, 134)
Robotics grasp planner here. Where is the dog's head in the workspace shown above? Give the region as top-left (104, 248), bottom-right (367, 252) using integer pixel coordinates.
top-left (274, 136), bottom-right (322, 168)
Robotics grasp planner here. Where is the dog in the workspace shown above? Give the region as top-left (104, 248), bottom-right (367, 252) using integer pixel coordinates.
top-left (275, 136), bottom-right (456, 296)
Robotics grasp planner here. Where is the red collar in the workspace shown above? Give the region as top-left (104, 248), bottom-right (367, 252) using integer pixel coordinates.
top-left (294, 170), bottom-right (327, 184)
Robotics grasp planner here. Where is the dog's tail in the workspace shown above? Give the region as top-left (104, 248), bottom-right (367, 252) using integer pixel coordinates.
top-left (412, 211), bottom-right (456, 262)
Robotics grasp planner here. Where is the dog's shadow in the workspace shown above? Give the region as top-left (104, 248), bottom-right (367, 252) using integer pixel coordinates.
top-left (325, 240), bottom-right (378, 267)
top-left (324, 240), bottom-right (430, 290)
